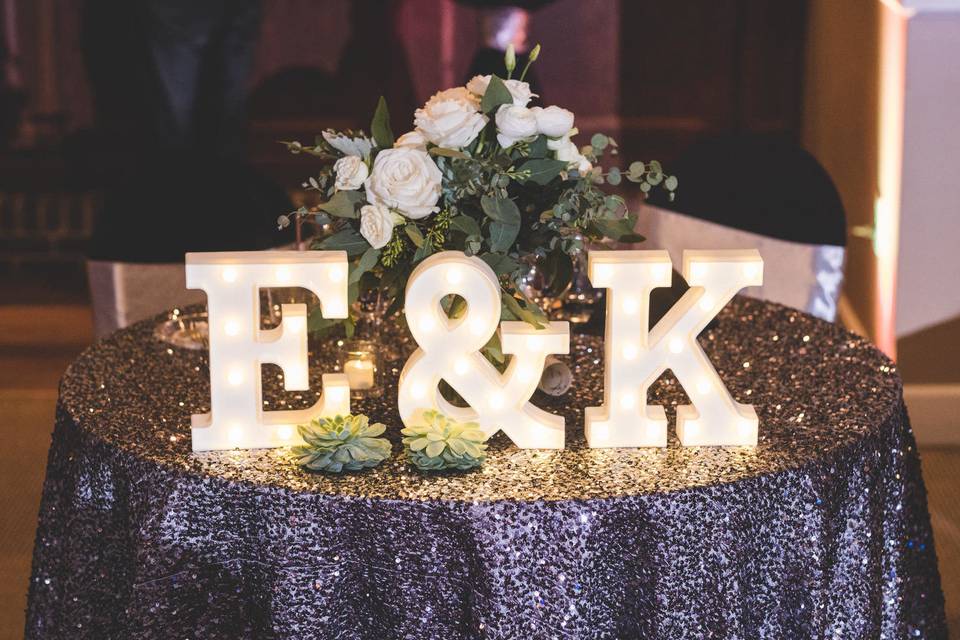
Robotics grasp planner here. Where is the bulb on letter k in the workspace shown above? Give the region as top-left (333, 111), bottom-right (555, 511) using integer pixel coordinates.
top-left (586, 250), bottom-right (763, 448)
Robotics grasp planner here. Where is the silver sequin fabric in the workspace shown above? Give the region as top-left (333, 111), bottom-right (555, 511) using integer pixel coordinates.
top-left (26, 297), bottom-right (946, 638)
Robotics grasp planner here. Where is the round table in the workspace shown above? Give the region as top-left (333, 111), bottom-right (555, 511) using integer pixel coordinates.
top-left (26, 297), bottom-right (946, 639)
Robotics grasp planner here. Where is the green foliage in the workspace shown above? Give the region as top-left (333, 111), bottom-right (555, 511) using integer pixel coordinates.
top-left (316, 228), bottom-right (369, 256)
top-left (285, 52), bottom-right (678, 339)
top-left (293, 414), bottom-right (392, 473)
top-left (319, 190), bottom-right (363, 219)
top-left (480, 76), bottom-right (513, 113)
top-left (518, 157), bottom-right (567, 185)
top-left (401, 410), bottom-right (489, 471)
top-left (371, 96), bottom-right (394, 149)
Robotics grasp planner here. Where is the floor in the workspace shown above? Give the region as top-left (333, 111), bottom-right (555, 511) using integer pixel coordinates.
top-left (0, 302), bottom-right (957, 638)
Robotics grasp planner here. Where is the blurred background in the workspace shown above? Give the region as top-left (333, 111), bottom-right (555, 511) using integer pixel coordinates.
top-left (0, 0), bottom-right (958, 636)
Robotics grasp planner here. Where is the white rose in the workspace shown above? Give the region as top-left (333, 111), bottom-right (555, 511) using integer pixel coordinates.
top-left (364, 148), bottom-right (442, 220)
top-left (532, 105), bottom-right (575, 138)
top-left (550, 136), bottom-right (592, 174)
top-left (359, 203), bottom-right (397, 249)
top-left (495, 105), bottom-right (538, 148)
top-left (466, 75), bottom-right (537, 107)
top-left (413, 88), bottom-right (487, 149)
top-left (394, 130), bottom-right (427, 150)
top-left (333, 155), bottom-right (368, 191)
top-left (426, 87), bottom-right (480, 109)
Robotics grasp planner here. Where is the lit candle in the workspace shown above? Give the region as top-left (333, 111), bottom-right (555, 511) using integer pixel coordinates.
top-left (344, 359), bottom-right (375, 389)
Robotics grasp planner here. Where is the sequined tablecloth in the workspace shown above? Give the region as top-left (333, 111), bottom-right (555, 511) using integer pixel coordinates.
top-left (26, 297), bottom-right (946, 639)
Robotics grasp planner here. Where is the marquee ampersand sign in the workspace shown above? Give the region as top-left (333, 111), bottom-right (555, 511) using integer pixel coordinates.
top-left (586, 249), bottom-right (764, 448)
top-left (185, 251), bottom-right (351, 451)
top-left (397, 252), bottom-right (570, 448)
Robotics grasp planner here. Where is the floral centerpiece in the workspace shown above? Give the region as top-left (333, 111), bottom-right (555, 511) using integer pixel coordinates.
top-left (281, 46), bottom-right (675, 352)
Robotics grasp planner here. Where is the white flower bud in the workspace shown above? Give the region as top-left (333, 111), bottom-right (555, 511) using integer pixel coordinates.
top-left (495, 105), bottom-right (539, 148)
top-left (332, 155), bottom-right (369, 191)
top-left (531, 106), bottom-right (575, 138)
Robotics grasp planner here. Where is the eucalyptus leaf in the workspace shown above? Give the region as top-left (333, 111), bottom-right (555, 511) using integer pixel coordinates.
top-left (318, 190), bottom-right (363, 219)
top-left (430, 147), bottom-right (470, 160)
top-left (591, 133), bottom-right (609, 151)
top-left (480, 196), bottom-right (521, 225)
top-left (449, 215), bottom-right (481, 237)
top-left (479, 252), bottom-right (522, 275)
top-left (589, 216), bottom-right (645, 244)
top-left (405, 224), bottom-right (425, 248)
top-left (665, 175), bottom-right (679, 191)
top-left (488, 221), bottom-right (520, 252)
top-left (350, 247), bottom-right (380, 283)
top-left (318, 228), bottom-right (369, 256)
top-left (370, 96), bottom-right (394, 149)
top-left (528, 135), bottom-right (548, 158)
top-left (606, 166), bottom-right (621, 186)
top-left (518, 158), bottom-right (568, 185)
top-left (480, 75), bottom-right (513, 113)
top-left (413, 237), bottom-right (434, 262)
top-left (482, 331), bottom-right (505, 364)
top-left (501, 293), bottom-right (545, 329)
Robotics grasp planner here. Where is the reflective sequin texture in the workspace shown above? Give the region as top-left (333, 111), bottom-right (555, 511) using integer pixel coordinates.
top-left (26, 297), bottom-right (946, 638)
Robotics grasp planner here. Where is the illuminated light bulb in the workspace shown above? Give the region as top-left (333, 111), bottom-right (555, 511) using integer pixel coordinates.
top-left (228, 425), bottom-right (243, 443)
top-left (668, 338), bottom-right (683, 354)
top-left (285, 365), bottom-right (307, 385)
top-left (446, 267), bottom-right (463, 285)
top-left (743, 263), bottom-right (760, 278)
top-left (227, 369), bottom-right (244, 386)
top-left (277, 425), bottom-right (294, 440)
top-left (622, 296), bottom-right (639, 315)
top-left (224, 320), bottom-right (241, 337)
top-left (411, 382), bottom-right (427, 400)
top-left (328, 265), bottom-right (345, 282)
top-left (620, 393), bottom-right (636, 410)
top-left (469, 319), bottom-right (487, 336)
top-left (326, 386), bottom-right (346, 403)
top-left (594, 263), bottom-right (613, 280)
top-left (222, 267), bottom-right (237, 283)
top-left (488, 392), bottom-right (505, 410)
top-left (699, 295), bottom-right (714, 311)
top-left (454, 358), bottom-right (470, 376)
top-left (739, 420), bottom-right (754, 432)
top-left (654, 264), bottom-right (672, 281)
top-left (516, 365), bottom-right (536, 382)
top-left (696, 379), bottom-right (711, 395)
top-left (591, 423), bottom-right (609, 442)
top-left (527, 335), bottom-right (545, 351)
top-left (276, 266), bottom-right (291, 282)
top-left (419, 315), bottom-right (437, 333)
top-left (622, 344), bottom-right (638, 360)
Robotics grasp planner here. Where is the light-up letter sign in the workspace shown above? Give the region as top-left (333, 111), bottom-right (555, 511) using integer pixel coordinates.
top-left (185, 251), bottom-right (351, 451)
top-left (398, 251), bottom-right (569, 448)
top-left (586, 249), bottom-right (764, 447)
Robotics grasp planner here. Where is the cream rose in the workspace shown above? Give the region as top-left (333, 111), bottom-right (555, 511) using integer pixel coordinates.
top-left (532, 105), bottom-right (575, 138)
top-left (333, 155), bottom-right (369, 191)
top-left (466, 75), bottom-right (537, 107)
top-left (495, 104), bottom-right (538, 148)
top-left (359, 203), bottom-right (397, 249)
top-left (394, 130), bottom-right (427, 150)
top-left (549, 136), bottom-right (592, 174)
top-left (413, 88), bottom-right (487, 149)
top-left (364, 148), bottom-right (442, 220)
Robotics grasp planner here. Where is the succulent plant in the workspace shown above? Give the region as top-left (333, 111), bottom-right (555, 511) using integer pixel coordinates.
top-left (293, 414), bottom-right (391, 473)
top-left (401, 410), bottom-right (489, 471)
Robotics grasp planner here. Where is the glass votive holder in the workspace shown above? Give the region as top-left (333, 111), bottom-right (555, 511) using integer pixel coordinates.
top-left (339, 339), bottom-right (380, 399)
